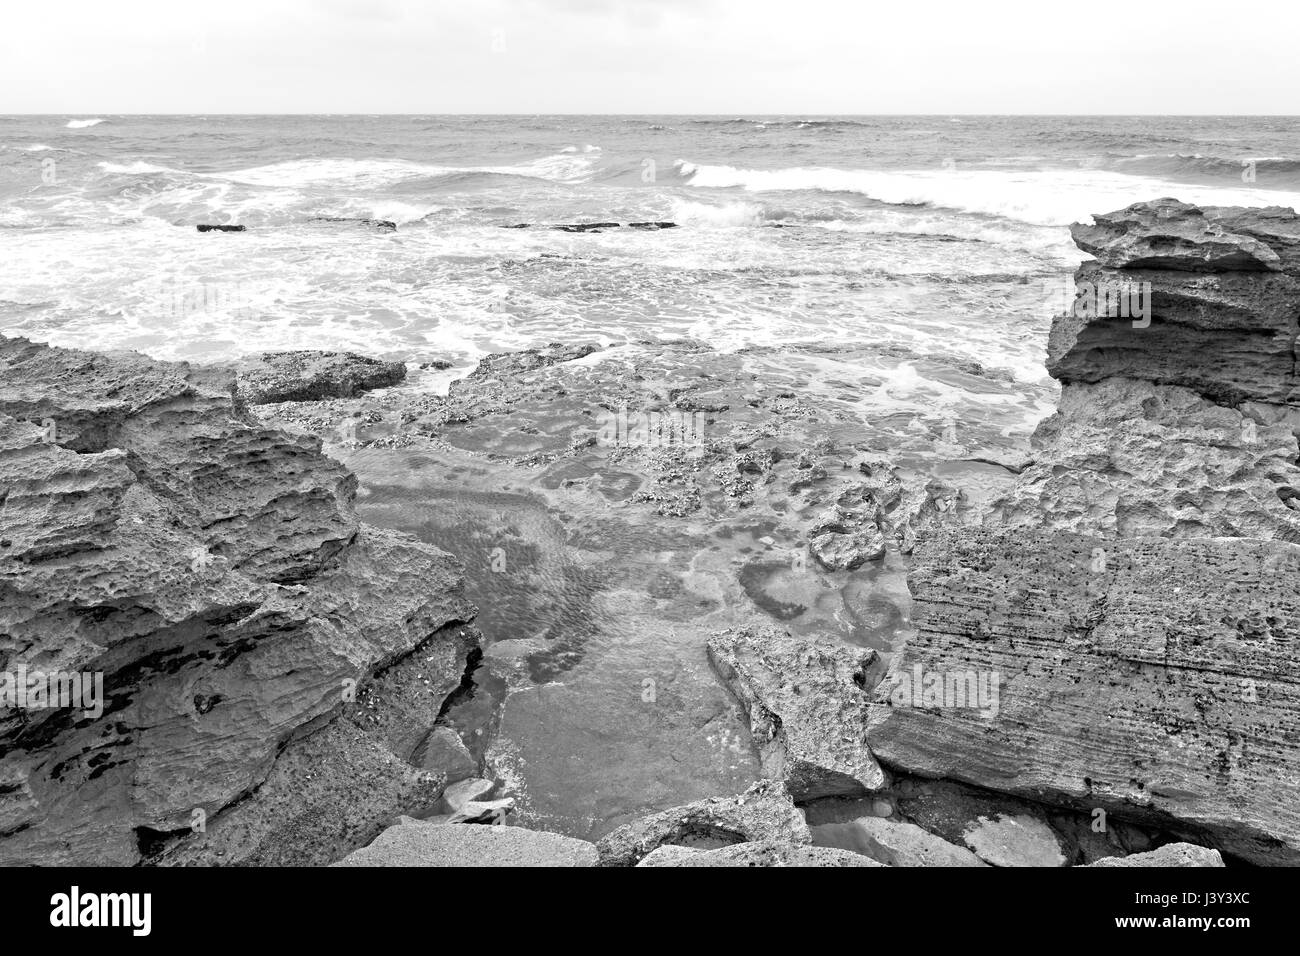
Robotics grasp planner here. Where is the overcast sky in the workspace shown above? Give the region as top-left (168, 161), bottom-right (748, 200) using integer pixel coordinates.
top-left (3, 0), bottom-right (1296, 114)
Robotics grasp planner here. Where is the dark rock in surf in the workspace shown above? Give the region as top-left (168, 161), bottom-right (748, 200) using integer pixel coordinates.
top-left (502, 222), bottom-right (678, 232)
top-left (552, 222), bottom-right (621, 233)
top-left (196, 224), bottom-right (245, 233)
top-left (312, 217), bottom-right (397, 231)
top-left (235, 350), bottom-right (408, 405)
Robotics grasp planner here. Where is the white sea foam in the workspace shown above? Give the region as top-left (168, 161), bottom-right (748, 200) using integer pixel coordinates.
top-left (99, 160), bottom-right (179, 175)
top-left (678, 161), bottom-right (1300, 226)
top-left (66, 118), bottom-right (106, 129)
top-left (669, 198), bottom-right (765, 227)
top-left (211, 152), bottom-right (599, 189)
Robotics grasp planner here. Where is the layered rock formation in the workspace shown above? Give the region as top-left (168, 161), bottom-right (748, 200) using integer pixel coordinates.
top-left (0, 336), bottom-right (474, 865)
top-left (867, 200), bottom-right (1300, 865)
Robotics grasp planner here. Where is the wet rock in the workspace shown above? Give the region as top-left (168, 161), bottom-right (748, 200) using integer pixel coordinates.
top-left (333, 820), bottom-right (600, 866)
top-left (813, 816), bottom-right (987, 867)
top-left (960, 813), bottom-right (1067, 867)
top-left (707, 625), bottom-right (884, 799)
top-left (1071, 198), bottom-right (1300, 273)
top-left (464, 342), bottom-right (601, 383)
top-left (628, 221), bottom-right (678, 230)
top-left (196, 224), bottom-right (244, 233)
top-left (1086, 843), bottom-right (1224, 867)
top-left (636, 840), bottom-right (880, 867)
top-left (552, 222), bottom-right (621, 233)
top-left (595, 780), bottom-right (810, 867)
top-left (808, 505), bottom-right (887, 569)
top-left (311, 216), bottom-right (397, 230)
top-left (235, 350), bottom-right (407, 405)
top-left (437, 778), bottom-right (513, 824)
top-left (0, 336), bottom-right (474, 865)
top-left (415, 726), bottom-right (476, 783)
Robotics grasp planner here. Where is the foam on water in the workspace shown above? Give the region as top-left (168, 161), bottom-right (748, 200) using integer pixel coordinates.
top-left (2, 114), bottom-right (1296, 436)
top-left (679, 161), bottom-right (1300, 226)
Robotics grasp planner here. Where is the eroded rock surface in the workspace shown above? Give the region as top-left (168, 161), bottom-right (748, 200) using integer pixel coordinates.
top-left (637, 840), bottom-right (880, 867)
top-left (333, 819), bottom-right (599, 867)
top-left (869, 201), bottom-right (1300, 866)
top-left (0, 336), bottom-right (474, 865)
top-left (235, 350), bottom-right (407, 405)
top-left (708, 624), bottom-right (884, 799)
top-left (1086, 843), bottom-right (1224, 867)
top-left (594, 780), bottom-right (810, 867)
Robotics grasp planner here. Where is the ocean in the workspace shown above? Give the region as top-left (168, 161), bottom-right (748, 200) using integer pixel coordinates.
top-left (2, 114), bottom-right (1298, 450)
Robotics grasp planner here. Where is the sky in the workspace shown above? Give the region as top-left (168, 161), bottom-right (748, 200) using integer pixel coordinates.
top-left (2, 0), bottom-right (1297, 114)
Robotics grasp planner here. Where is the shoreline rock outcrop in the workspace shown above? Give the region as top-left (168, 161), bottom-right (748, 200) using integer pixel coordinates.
top-left (866, 199), bottom-right (1300, 865)
top-left (235, 350), bottom-right (407, 406)
top-left (0, 335), bottom-right (475, 865)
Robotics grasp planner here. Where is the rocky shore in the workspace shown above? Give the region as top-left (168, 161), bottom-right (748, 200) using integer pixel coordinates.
top-left (2, 198), bottom-right (1294, 866)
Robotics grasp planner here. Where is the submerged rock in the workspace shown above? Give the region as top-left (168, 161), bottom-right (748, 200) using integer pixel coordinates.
top-left (708, 624), bottom-right (884, 799)
top-left (812, 816), bottom-right (986, 867)
top-left (235, 350), bottom-right (407, 405)
top-left (196, 223), bottom-right (245, 233)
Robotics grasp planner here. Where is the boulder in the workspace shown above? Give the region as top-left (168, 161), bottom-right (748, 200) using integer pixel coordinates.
top-left (707, 625), bottom-right (885, 799)
top-left (235, 350), bottom-right (407, 405)
top-left (808, 505), bottom-right (887, 570)
top-left (636, 840), bottom-right (881, 867)
top-left (960, 813), bottom-right (1067, 867)
top-left (1086, 843), bottom-right (1224, 867)
top-left (595, 780), bottom-right (810, 867)
top-left (333, 820), bottom-right (599, 867)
